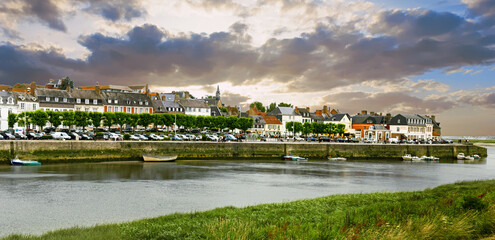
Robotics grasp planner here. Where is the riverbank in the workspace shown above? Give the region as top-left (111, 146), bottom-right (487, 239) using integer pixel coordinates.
top-left (3, 179), bottom-right (494, 239)
top-left (0, 141), bottom-right (487, 164)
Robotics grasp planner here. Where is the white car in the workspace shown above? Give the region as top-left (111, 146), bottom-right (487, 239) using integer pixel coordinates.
top-left (207, 134), bottom-right (218, 141)
top-left (51, 132), bottom-right (71, 140)
top-left (130, 135), bottom-right (141, 140)
top-left (294, 136), bottom-right (304, 141)
top-left (149, 134), bottom-right (163, 140)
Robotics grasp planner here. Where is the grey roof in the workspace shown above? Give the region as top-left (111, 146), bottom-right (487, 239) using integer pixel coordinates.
top-left (39, 103), bottom-right (73, 108)
top-left (177, 99), bottom-right (209, 108)
top-left (352, 115), bottom-right (387, 124)
top-left (210, 106), bottom-right (222, 117)
top-left (239, 112), bottom-right (248, 118)
top-left (205, 98), bottom-right (220, 106)
top-left (251, 115), bottom-right (266, 125)
top-left (36, 88), bottom-right (72, 99)
top-left (71, 89), bottom-right (103, 104)
top-left (369, 125), bottom-right (388, 131)
top-left (13, 92), bottom-right (37, 102)
top-left (389, 114), bottom-right (432, 126)
top-left (327, 113), bottom-right (350, 122)
top-left (152, 101), bottom-right (183, 113)
top-left (0, 91), bottom-right (16, 105)
top-left (158, 93), bottom-right (176, 102)
top-left (310, 113), bottom-right (325, 122)
top-left (267, 107), bottom-right (300, 116)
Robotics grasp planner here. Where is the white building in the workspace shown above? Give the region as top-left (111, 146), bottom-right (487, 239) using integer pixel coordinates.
top-left (35, 88), bottom-right (74, 112)
top-left (0, 91), bottom-right (18, 130)
top-left (324, 113), bottom-right (353, 135)
top-left (13, 92), bottom-right (39, 112)
top-left (389, 114), bottom-right (434, 140)
top-left (266, 107), bottom-right (302, 136)
top-left (72, 89), bottom-right (104, 113)
top-left (177, 99), bottom-right (210, 116)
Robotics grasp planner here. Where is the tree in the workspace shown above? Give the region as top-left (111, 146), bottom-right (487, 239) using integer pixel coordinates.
top-left (278, 102), bottom-right (293, 108)
top-left (336, 124), bottom-right (345, 135)
top-left (126, 114), bottom-right (140, 132)
top-left (89, 112), bottom-right (103, 128)
top-left (225, 116), bottom-right (239, 131)
top-left (286, 122), bottom-right (294, 135)
top-left (74, 111), bottom-right (89, 130)
top-left (8, 113), bottom-right (17, 129)
top-left (59, 76), bottom-right (74, 90)
top-left (138, 113), bottom-right (153, 129)
top-left (62, 111), bottom-right (75, 129)
top-left (31, 110), bottom-right (48, 131)
top-left (103, 112), bottom-right (115, 129)
top-left (238, 117), bottom-right (253, 132)
top-left (293, 122), bottom-right (303, 135)
top-left (312, 122), bottom-right (326, 135)
top-left (250, 102), bottom-right (265, 112)
top-left (219, 107), bottom-right (228, 114)
top-left (113, 112), bottom-right (128, 130)
top-left (17, 112), bottom-right (31, 133)
top-left (47, 111), bottom-right (62, 128)
top-left (303, 122), bottom-right (313, 135)
top-left (267, 102), bottom-right (277, 113)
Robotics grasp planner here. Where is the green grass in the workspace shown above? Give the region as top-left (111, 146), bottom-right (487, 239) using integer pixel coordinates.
top-left (469, 140), bottom-right (495, 144)
top-left (4, 180), bottom-right (495, 240)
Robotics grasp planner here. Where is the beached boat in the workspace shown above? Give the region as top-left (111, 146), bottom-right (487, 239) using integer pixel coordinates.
top-left (142, 154), bottom-right (178, 162)
top-left (328, 157), bottom-right (347, 161)
top-left (457, 153), bottom-right (465, 160)
top-left (11, 158), bottom-right (41, 166)
top-left (283, 155), bottom-right (308, 161)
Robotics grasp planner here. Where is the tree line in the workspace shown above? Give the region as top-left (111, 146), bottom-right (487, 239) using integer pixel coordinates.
top-left (8, 110), bottom-right (254, 133)
top-left (286, 121), bottom-right (346, 136)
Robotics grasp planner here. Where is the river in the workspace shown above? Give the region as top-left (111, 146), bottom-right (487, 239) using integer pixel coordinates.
top-left (1, 146), bottom-right (494, 237)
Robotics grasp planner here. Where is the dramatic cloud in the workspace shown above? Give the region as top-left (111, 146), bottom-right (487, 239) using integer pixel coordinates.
top-left (219, 91), bottom-right (250, 106)
top-left (321, 91), bottom-right (457, 115)
top-left (0, 0), bottom-right (66, 32)
top-left (452, 89), bottom-right (495, 109)
top-left (81, 0), bottom-right (146, 22)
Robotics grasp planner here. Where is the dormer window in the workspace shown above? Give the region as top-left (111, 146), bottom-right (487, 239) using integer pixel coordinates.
top-left (46, 97), bottom-right (50, 101)
top-left (55, 97), bottom-right (59, 102)
top-left (63, 98), bottom-right (67, 102)
top-left (85, 99), bottom-right (89, 104)
top-left (115, 100), bottom-right (118, 104)
top-left (77, 98), bottom-right (81, 103)
top-left (93, 99), bottom-right (97, 104)
top-left (145, 101), bottom-right (148, 105)
top-left (398, 119), bottom-right (401, 123)
top-left (8, 97), bottom-right (13, 104)
top-left (108, 99), bottom-right (112, 104)
top-left (139, 101), bottom-right (143, 105)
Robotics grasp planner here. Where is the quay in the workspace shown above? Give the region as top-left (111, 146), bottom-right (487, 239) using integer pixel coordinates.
top-left (0, 141), bottom-right (487, 164)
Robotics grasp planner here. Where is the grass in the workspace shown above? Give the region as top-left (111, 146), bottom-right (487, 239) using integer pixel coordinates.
top-left (4, 180), bottom-right (495, 240)
top-left (469, 140), bottom-right (495, 144)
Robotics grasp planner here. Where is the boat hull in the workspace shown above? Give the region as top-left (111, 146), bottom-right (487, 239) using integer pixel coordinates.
top-left (142, 154), bottom-right (178, 162)
top-left (11, 159), bottom-right (41, 166)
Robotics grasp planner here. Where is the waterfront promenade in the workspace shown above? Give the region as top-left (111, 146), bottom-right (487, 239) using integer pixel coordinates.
top-left (0, 140), bottom-right (487, 163)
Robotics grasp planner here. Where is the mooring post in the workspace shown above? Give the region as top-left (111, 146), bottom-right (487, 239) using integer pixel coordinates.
top-left (10, 141), bottom-right (15, 159)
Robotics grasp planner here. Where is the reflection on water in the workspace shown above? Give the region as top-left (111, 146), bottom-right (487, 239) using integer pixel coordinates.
top-left (0, 147), bottom-right (493, 237)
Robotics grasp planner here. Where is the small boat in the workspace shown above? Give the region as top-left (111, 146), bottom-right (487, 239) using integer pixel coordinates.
top-left (420, 156), bottom-right (440, 161)
top-left (457, 153), bottom-right (465, 160)
top-left (328, 157), bottom-right (347, 161)
top-left (402, 154), bottom-right (413, 161)
top-left (142, 154), bottom-right (178, 162)
top-left (464, 156), bottom-right (475, 161)
top-left (11, 158), bottom-right (41, 166)
top-left (473, 155), bottom-right (481, 160)
top-left (411, 156), bottom-right (422, 161)
top-left (283, 155), bottom-right (308, 161)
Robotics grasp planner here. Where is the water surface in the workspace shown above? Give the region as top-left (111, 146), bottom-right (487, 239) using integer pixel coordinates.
top-left (1, 146), bottom-right (494, 236)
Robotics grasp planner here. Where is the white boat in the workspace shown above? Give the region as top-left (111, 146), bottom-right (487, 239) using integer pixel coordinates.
top-left (402, 154), bottom-right (413, 161)
top-left (283, 155), bottom-right (308, 161)
top-left (142, 154), bottom-right (178, 162)
top-left (420, 156), bottom-right (440, 161)
top-left (411, 156), bottom-right (422, 161)
top-left (328, 157), bottom-right (347, 161)
top-left (11, 158), bottom-right (41, 166)
top-left (464, 156), bottom-right (475, 161)
top-left (473, 155), bottom-right (481, 160)
top-left (457, 153), bottom-right (465, 160)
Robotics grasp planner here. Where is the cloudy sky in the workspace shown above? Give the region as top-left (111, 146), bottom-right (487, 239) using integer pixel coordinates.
top-left (0, 0), bottom-right (494, 136)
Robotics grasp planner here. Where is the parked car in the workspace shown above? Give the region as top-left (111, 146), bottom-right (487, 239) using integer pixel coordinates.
top-left (105, 132), bottom-right (121, 141)
top-left (306, 137), bottom-right (317, 141)
top-left (180, 134), bottom-right (190, 141)
top-left (321, 136), bottom-right (331, 142)
top-left (0, 134), bottom-right (4, 140)
top-left (170, 135), bottom-right (182, 141)
top-left (224, 134), bottom-right (237, 141)
top-left (51, 132), bottom-right (71, 140)
top-left (67, 132), bottom-right (80, 140)
top-left (294, 136), bottom-right (304, 141)
top-left (186, 134), bottom-right (198, 141)
top-left (79, 133), bottom-right (92, 140)
top-left (14, 133), bottom-right (27, 139)
top-left (129, 134), bottom-right (140, 140)
top-left (148, 134), bottom-right (163, 140)
top-left (206, 134), bottom-right (218, 141)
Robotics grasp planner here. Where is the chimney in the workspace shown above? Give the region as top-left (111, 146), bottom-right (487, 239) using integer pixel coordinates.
top-left (386, 113), bottom-right (391, 122)
top-left (294, 107), bottom-right (299, 113)
top-left (174, 93), bottom-right (180, 102)
top-left (95, 84), bottom-right (101, 96)
top-left (185, 91), bottom-right (190, 99)
top-left (323, 105), bottom-right (329, 115)
top-left (306, 107), bottom-right (310, 112)
top-left (370, 111), bottom-right (375, 116)
top-left (361, 110), bottom-right (367, 115)
top-left (431, 115), bottom-right (436, 122)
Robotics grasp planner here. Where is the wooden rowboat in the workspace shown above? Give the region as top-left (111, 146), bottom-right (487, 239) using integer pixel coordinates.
top-left (142, 154), bottom-right (178, 162)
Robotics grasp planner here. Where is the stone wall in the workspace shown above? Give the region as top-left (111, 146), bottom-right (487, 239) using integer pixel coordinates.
top-left (0, 141), bottom-right (487, 164)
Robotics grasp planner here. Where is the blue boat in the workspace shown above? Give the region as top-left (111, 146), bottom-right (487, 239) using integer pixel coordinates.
top-left (11, 158), bottom-right (41, 166)
top-left (283, 155), bottom-right (308, 161)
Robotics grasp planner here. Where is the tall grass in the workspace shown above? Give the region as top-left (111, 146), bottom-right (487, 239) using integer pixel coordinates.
top-left (4, 180), bottom-right (495, 240)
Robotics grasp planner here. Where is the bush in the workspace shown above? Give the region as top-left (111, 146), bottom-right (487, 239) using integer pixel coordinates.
top-left (461, 196), bottom-right (487, 211)
top-left (41, 135), bottom-right (53, 140)
top-left (202, 135), bottom-right (208, 141)
top-left (123, 134), bottom-right (130, 140)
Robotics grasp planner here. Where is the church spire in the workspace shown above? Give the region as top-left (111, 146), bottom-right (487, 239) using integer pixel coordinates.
top-left (216, 85), bottom-right (220, 100)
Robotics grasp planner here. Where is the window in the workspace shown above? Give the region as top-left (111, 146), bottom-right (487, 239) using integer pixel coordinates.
top-left (115, 100), bottom-right (118, 104)
top-left (63, 98), bottom-right (67, 102)
top-left (139, 101), bottom-right (143, 105)
top-left (46, 97), bottom-right (50, 101)
top-left (20, 103), bottom-right (25, 110)
top-left (77, 98), bottom-right (81, 103)
top-left (127, 107), bottom-right (131, 113)
top-left (85, 99), bottom-right (89, 104)
top-left (93, 99), bottom-right (98, 104)
top-left (55, 97), bottom-right (59, 102)
top-left (8, 97), bottom-right (13, 104)
top-left (85, 108), bottom-right (90, 112)
top-left (398, 119), bottom-right (400, 123)
top-left (33, 104), bottom-right (37, 110)
top-left (396, 127), bottom-right (399, 132)
top-left (108, 99), bottom-right (112, 104)
top-left (145, 101), bottom-right (148, 105)
top-left (76, 107), bottom-right (81, 111)
top-left (139, 108), bottom-right (143, 113)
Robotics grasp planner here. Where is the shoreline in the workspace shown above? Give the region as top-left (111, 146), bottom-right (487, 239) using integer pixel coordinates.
top-left (3, 179), bottom-right (494, 239)
top-left (0, 140), bottom-right (487, 164)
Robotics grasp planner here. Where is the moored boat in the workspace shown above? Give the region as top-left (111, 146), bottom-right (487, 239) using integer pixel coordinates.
top-left (402, 154), bottom-right (413, 161)
top-left (328, 157), bottom-right (347, 161)
top-left (464, 156), bottom-right (475, 161)
top-left (142, 154), bottom-right (178, 162)
top-left (11, 158), bottom-right (41, 166)
top-left (457, 153), bottom-right (465, 160)
top-left (473, 154), bottom-right (481, 160)
top-left (283, 155), bottom-right (308, 161)
top-left (420, 156), bottom-right (440, 161)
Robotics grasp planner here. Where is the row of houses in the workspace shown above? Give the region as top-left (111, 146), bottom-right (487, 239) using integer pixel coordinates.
top-left (0, 81), bottom-right (441, 141)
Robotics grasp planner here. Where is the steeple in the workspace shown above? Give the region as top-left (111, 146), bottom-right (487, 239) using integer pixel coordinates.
top-left (216, 85), bottom-right (220, 100)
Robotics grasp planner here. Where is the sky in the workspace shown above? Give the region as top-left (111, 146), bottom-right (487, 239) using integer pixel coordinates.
top-left (0, 0), bottom-right (494, 136)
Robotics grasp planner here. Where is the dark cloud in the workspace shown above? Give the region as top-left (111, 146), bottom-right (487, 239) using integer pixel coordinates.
top-left (463, 0), bottom-right (495, 19)
top-left (81, 0), bottom-right (146, 22)
top-left (321, 92), bottom-right (457, 115)
top-left (455, 91), bottom-right (495, 108)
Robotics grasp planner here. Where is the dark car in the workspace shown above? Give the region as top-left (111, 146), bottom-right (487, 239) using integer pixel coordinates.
top-left (43, 127), bottom-right (56, 134)
top-left (14, 133), bottom-right (27, 139)
top-left (67, 132), bottom-right (80, 140)
top-left (320, 136), bottom-right (331, 142)
top-left (306, 137), bottom-right (317, 141)
top-left (0, 132), bottom-right (15, 140)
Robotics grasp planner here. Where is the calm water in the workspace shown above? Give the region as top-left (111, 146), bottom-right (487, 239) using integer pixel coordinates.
top-left (1, 146), bottom-right (494, 236)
